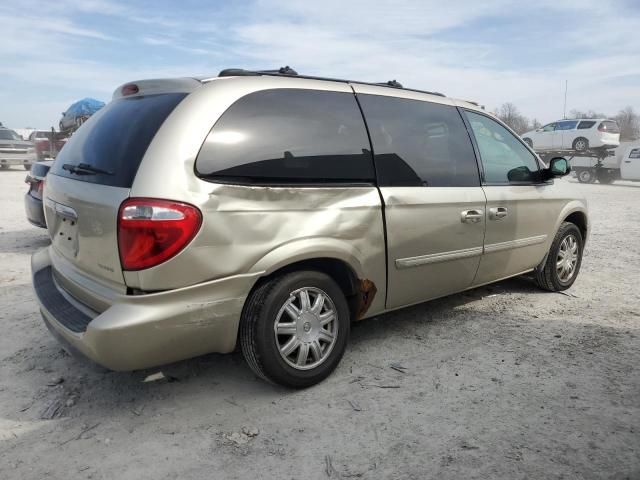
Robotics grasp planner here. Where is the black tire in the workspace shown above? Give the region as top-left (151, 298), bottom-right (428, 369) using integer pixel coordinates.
top-left (572, 137), bottom-right (589, 152)
top-left (24, 164), bottom-right (32, 171)
top-left (534, 222), bottom-right (583, 292)
top-left (0, 164), bottom-right (9, 170)
top-left (523, 137), bottom-right (533, 148)
top-left (576, 169), bottom-right (595, 183)
top-left (240, 270), bottom-right (350, 388)
top-left (596, 170), bottom-right (615, 184)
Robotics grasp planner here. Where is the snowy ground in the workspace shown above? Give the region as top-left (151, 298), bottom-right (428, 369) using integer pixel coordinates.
top-left (0, 168), bottom-right (638, 479)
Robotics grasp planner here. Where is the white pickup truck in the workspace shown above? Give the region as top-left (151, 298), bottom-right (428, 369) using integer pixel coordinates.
top-left (570, 142), bottom-right (640, 184)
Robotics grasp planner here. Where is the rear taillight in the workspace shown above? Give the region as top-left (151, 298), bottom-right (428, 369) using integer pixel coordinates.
top-left (117, 198), bottom-right (202, 271)
top-left (598, 123), bottom-right (606, 132)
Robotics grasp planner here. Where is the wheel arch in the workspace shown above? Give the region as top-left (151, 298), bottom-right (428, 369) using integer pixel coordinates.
top-left (247, 239), bottom-right (379, 321)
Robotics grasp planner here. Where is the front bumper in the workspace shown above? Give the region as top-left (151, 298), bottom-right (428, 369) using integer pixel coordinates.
top-left (31, 247), bottom-right (259, 371)
top-left (1, 152), bottom-right (37, 166)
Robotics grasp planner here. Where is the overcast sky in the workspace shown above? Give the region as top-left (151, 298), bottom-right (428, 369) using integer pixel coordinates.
top-left (1, 0), bottom-right (638, 129)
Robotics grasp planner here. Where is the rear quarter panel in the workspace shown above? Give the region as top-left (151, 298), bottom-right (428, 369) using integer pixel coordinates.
top-left (125, 77), bottom-right (387, 316)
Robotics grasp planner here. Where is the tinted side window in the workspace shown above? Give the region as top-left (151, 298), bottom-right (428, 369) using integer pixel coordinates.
top-left (465, 111), bottom-right (540, 184)
top-left (195, 89), bottom-right (374, 184)
top-left (577, 121), bottom-right (596, 129)
top-left (556, 120), bottom-right (578, 130)
top-left (357, 95), bottom-right (479, 187)
top-left (599, 121), bottom-right (620, 133)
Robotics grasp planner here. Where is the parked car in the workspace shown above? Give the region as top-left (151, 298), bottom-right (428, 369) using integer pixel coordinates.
top-left (28, 130), bottom-right (67, 159)
top-left (24, 160), bottom-right (53, 227)
top-left (31, 69), bottom-right (588, 388)
top-left (0, 127), bottom-right (37, 170)
top-left (521, 119), bottom-right (620, 152)
top-left (570, 141), bottom-right (640, 184)
top-left (59, 98), bottom-right (105, 132)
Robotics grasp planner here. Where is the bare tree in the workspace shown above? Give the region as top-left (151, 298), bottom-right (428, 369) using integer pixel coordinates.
top-left (569, 109), bottom-right (607, 119)
top-left (495, 102), bottom-right (531, 134)
top-left (613, 106), bottom-right (640, 141)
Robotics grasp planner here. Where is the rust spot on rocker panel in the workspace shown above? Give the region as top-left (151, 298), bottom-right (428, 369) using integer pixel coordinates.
top-left (355, 279), bottom-right (377, 319)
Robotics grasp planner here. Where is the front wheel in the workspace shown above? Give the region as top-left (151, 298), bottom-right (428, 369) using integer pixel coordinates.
top-left (534, 222), bottom-right (583, 291)
top-left (576, 169), bottom-right (595, 183)
top-left (240, 271), bottom-right (350, 388)
top-left (523, 137), bottom-right (533, 148)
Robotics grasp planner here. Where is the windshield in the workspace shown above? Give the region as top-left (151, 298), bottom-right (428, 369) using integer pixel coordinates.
top-left (50, 93), bottom-right (186, 188)
top-left (0, 130), bottom-right (22, 141)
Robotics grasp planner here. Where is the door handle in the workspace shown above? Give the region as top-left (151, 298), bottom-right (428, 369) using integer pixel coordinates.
top-left (489, 206), bottom-right (508, 220)
top-left (461, 209), bottom-right (484, 223)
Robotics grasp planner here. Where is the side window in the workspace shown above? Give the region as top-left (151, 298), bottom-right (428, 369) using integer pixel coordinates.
top-left (357, 94), bottom-right (479, 187)
top-left (542, 123), bottom-right (556, 132)
top-left (195, 89), bottom-right (374, 184)
top-left (577, 121), bottom-right (596, 129)
top-left (556, 120), bottom-right (578, 130)
top-left (465, 111), bottom-right (540, 184)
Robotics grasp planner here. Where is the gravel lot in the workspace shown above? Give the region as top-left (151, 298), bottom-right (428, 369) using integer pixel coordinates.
top-left (0, 168), bottom-right (638, 479)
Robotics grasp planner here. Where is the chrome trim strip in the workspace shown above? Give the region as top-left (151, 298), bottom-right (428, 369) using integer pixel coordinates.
top-left (395, 234), bottom-right (548, 269)
top-left (484, 234), bottom-right (547, 254)
top-left (395, 246), bottom-right (484, 269)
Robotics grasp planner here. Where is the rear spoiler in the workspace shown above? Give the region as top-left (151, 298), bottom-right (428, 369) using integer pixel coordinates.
top-left (112, 78), bottom-right (201, 100)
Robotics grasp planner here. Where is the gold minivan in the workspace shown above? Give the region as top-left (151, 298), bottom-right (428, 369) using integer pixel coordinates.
top-left (31, 68), bottom-right (588, 387)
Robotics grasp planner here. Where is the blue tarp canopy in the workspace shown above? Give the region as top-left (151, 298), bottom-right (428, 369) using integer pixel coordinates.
top-left (65, 98), bottom-right (105, 116)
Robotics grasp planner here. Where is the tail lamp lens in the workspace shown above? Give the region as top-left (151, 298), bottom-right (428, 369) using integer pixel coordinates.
top-left (117, 198), bottom-right (202, 271)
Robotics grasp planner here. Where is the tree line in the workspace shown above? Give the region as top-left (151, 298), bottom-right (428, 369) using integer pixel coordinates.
top-left (493, 103), bottom-right (640, 141)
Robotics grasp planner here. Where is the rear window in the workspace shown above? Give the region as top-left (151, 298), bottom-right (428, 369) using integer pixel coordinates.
top-left (629, 148), bottom-right (640, 159)
top-left (50, 93), bottom-right (186, 188)
top-left (195, 89), bottom-right (374, 184)
top-left (599, 121), bottom-right (620, 133)
top-left (577, 121), bottom-right (596, 129)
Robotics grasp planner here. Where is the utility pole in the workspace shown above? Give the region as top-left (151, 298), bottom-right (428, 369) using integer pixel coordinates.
top-left (563, 80), bottom-right (568, 119)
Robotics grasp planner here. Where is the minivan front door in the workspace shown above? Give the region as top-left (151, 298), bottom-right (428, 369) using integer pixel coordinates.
top-left (464, 110), bottom-right (551, 284)
top-left (355, 86), bottom-right (485, 309)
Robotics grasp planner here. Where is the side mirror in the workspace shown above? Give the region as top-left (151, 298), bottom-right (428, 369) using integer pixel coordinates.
top-left (546, 157), bottom-right (570, 179)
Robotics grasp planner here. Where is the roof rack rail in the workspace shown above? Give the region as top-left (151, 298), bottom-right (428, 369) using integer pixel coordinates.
top-left (218, 66), bottom-right (298, 77)
top-left (215, 67), bottom-right (445, 97)
top-left (375, 80), bottom-right (403, 88)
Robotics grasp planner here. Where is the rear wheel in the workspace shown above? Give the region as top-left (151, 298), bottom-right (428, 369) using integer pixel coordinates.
top-left (0, 164), bottom-right (9, 170)
top-left (572, 137), bottom-right (589, 152)
top-left (576, 169), bottom-right (595, 183)
top-left (240, 271), bottom-right (350, 388)
top-left (523, 137), bottom-right (533, 148)
top-left (535, 222), bottom-right (583, 291)
top-left (24, 164), bottom-right (32, 171)
top-left (596, 170), bottom-right (615, 184)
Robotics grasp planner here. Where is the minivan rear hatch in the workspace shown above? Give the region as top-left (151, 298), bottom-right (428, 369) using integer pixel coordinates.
top-left (45, 92), bottom-right (187, 290)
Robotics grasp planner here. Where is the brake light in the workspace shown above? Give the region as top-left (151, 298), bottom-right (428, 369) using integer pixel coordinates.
top-left (121, 83), bottom-right (139, 96)
top-left (598, 123), bottom-right (606, 132)
top-left (117, 198), bottom-right (202, 271)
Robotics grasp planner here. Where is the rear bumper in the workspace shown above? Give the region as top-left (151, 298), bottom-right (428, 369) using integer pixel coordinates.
top-left (31, 247), bottom-right (259, 371)
top-left (24, 192), bottom-right (47, 228)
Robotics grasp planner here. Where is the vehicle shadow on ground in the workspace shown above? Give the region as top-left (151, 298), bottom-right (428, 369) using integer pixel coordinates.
top-left (0, 229), bottom-right (50, 254)
top-left (15, 274), bottom-right (552, 422)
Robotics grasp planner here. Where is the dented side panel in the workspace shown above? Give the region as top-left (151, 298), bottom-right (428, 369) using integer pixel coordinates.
top-left (131, 183), bottom-right (388, 318)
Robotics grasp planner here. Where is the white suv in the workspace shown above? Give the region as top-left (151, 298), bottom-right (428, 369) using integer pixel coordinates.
top-left (522, 119), bottom-right (620, 152)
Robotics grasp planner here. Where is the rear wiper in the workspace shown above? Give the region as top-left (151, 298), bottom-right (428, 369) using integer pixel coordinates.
top-left (62, 163), bottom-right (114, 175)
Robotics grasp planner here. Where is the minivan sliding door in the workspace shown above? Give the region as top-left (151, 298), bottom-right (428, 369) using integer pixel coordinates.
top-left (354, 86), bottom-right (485, 309)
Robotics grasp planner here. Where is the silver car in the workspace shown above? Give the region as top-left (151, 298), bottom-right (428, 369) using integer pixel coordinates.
top-left (0, 127), bottom-right (37, 170)
top-left (31, 68), bottom-right (588, 387)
